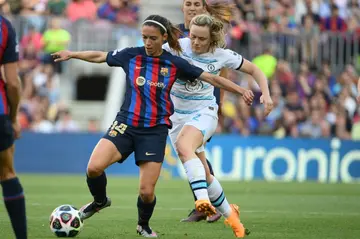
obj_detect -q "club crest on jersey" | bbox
[207,64,216,72]
[160,67,169,76]
[136,76,146,86]
[185,79,203,92]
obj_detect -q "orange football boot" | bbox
[224,204,251,238]
[195,199,217,217]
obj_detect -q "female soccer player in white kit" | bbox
[163,14,273,238]
[178,0,234,223]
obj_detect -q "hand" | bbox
[260,94,274,116]
[12,120,21,140]
[242,89,254,106]
[51,50,72,62]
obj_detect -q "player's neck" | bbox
[193,48,210,56]
[147,49,163,57]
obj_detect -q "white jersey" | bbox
[163,38,244,114]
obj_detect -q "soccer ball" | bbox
[49,204,84,237]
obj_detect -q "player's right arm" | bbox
[4,63,20,123]
[2,18,21,138]
[357,77,360,103]
[52,48,130,67]
[52,50,108,63]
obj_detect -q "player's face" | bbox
[189,24,211,54]
[142,25,167,56]
[182,0,206,24]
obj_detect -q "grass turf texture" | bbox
[0,175,359,239]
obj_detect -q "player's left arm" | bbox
[239,59,273,116]
[2,18,21,138]
[223,49,273,116]
[357,77,360,103]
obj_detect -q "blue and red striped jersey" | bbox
[178,22,221,104]
[0,16,19,116]
[106,47,204,128]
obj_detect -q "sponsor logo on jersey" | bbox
[136,76,146,86]
[136,76,166,89]
[147,81,166,89]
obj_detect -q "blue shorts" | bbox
[0,115,14,151]
[102,118,168,166]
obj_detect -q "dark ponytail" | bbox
[143,15,183,54]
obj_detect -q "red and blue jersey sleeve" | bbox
[172,56,204,82]
[106,47,132,67]
[1,17,18,64]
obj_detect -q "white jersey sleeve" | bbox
[222,49,244,70]
[162,42,172,54]
[162,38,191,55]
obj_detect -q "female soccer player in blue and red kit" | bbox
[52,14,253,238]
[0,16,27,239]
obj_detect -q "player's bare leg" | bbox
[80,139,121,220]
[0,145,27,239]
[136,161,162,238]
[175,125,216,217]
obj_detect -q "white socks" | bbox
[207,177,232,218]
[183,158,209,201]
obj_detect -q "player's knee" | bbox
[139,185,155,203]
[175,140,192,159]
[0,165,16,181]
[206,173,214,184]
[86,164,104,178]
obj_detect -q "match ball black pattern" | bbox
[59,205,72,211]
[55,231,67,237]
[68,230,79,237]
[52,218,62,230]
[71,217,81,228]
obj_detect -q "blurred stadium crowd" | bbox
[1,0,360,139]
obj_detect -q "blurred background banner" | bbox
[4,0,360,183]
[8,1,360,139]
[14,133,360,183]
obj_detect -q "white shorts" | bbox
[169,105,218,154]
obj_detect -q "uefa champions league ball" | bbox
[49,204,84,237]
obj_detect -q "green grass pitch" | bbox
[0,175,359,239]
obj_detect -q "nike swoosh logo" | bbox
[136,66,145,69]
[145,152,156,156]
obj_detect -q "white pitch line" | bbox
[1,202,359,217]
[26,203,360,216]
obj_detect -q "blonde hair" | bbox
[202,0,234,24]
[190,14,226,52]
